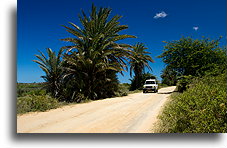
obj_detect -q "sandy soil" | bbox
[17,86,176,133]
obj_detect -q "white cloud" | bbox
[193,26,199,31]
[153,11,168,19]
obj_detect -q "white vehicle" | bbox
[143,79,158,93]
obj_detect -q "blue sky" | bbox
[17,0,226,83]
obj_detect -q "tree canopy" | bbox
[158,36,226,90]
[159,37,225,77]
[129,42,154,90]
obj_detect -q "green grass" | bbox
[156,73,227,133]
[17,83,63,114]
[17,95,60,114]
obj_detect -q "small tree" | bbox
[33,48,64,98]
[158,36,226,91]
[158,37,224,77]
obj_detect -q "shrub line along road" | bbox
[17,86,176,133]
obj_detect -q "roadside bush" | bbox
[157,73,227,133]
[114,83,129,97]
[176,75,194,92]
[114,83,143,97]
[17,95,59,114]
[17,83,46,97]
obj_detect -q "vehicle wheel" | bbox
[143,90,146,93]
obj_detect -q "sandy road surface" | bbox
[17,86,176,133]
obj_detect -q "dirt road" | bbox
[17,86,176,133]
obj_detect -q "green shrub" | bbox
[157,73,227,133]
[114,83,129,97]
[176,75,194,92]
[17,83,46,97]
[17,95,59,114]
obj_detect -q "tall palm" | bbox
[61,4,136,99]
[33,48,64,98]
[61,4,135,72]
[129,42,154,89]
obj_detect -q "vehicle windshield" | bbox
[145,81,155,84]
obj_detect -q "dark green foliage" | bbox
[160,66,177,86]
[159,37,225,77]
[159,37,226,91]
[58,77,87,102]
[17,83,46,97]
[157,73,227,133]
[176,75,194,92]
[114,83,129,97]
[60,4,136,100]
[130,73,156,90]
[31,4,140,103]
[17,95,59,114]
[96,70,120,99]
[129,43,154,90]
[33,48,64,98]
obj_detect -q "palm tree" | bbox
[33,48,64,98]
[129,42,154,90]
[61,4,136,100]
